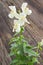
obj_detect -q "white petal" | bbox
[13,20,21,32]
[23,8,32,16]
[16,26,21,32]
[13,25,20,33]
[14,20,24,26]
[8,11,19,19]
[19,12,26,19]
[14,13,20,19]
[9,6,16,12]
[8,13,14,18]
[9,6,18,19]
[28,10,32,15]
[25,18,30,24]
[19,20,25,26]
[14,20,19,24]
[21,2,28,11]
[19,22,24,26]
[12,28,15,32]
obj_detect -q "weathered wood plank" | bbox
[0,15,12,52]
[0,38,11,65]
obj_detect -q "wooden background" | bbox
[0,0,43,65]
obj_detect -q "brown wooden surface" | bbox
[0,38,11,65]
[0,0,43,65]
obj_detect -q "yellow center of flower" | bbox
[20,16,25,20]
[24,8,28,13]
[11,10,16,14]
[14,23,18,29]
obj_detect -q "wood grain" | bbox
[0,0,43,65]
[0,38,11,65]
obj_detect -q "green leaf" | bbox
[32,57,39,63]
[24,48,39,57]
[9,35,21,44]
[9,52,15,56]
[10,59,18,65]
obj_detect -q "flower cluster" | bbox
[8,2,32,32]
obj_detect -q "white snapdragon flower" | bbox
[21,2,32,15]
[12,13,30,32]
[8,2,32,32]
[8,6,19,19]
[13,20,21,32]
[18,13,30,26]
